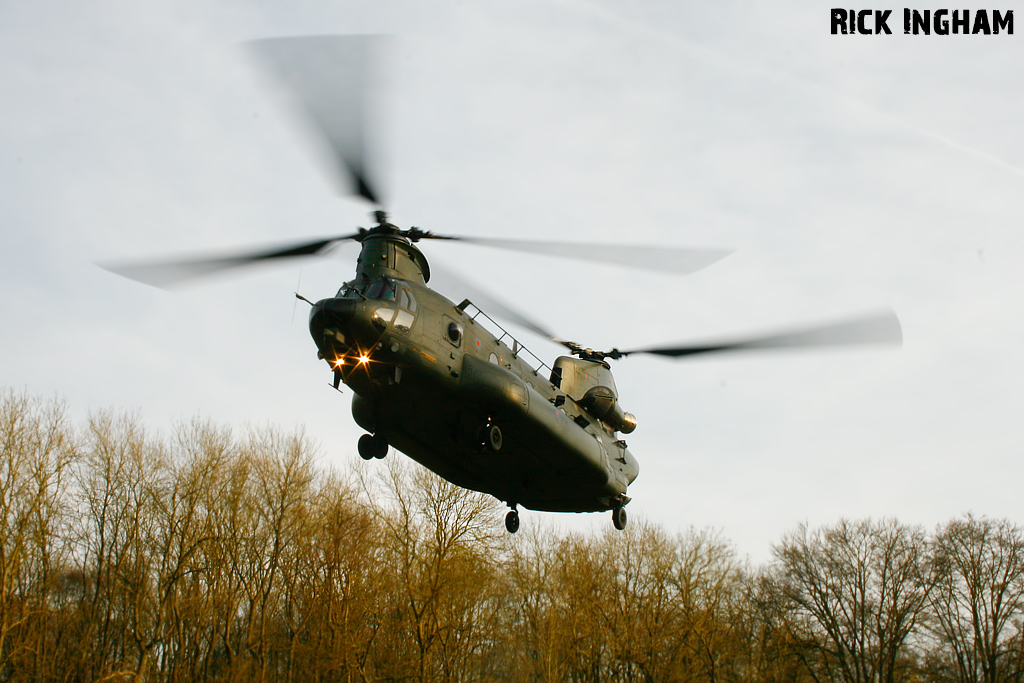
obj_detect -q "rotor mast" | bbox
[352,211,433,285]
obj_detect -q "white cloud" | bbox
[2,0,1022,559]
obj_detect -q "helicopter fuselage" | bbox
[308,232,639,514]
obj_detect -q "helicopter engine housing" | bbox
[551,356,637,434]
[578,386,638,434]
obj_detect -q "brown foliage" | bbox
[1,388,1023,683]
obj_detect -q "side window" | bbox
[444,318,462,347]
[398,286,417,312]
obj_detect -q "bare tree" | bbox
[0,390,75,680]
[17,387,1024,683]
[734,568,818,683]
[668,528,746,683]
[136,419,228,682]
[364,457,504,683]
[504,525,581,682]
[506,521,747,683]
[283,471,384,682]
[773,519,932,683]
[236,426,317,682]
[71,411,157,682]
[926,514,1024,683]
[545,531,615,683]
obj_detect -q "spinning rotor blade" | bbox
[248,35,389,205]
[99,233,360,289]
[428,260,557,340]
[432,237,732,276]
[613,310,902,359]
[248,36,729,277]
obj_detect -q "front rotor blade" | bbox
[248,35,388,205]
[434,237,731,276]
[99,234,359,289]
[619,310,902,359]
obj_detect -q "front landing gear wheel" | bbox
[612,505,628,531]
[358,433,388,460]
[505,509,520,534]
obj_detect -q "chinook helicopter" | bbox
[102,36,902,533]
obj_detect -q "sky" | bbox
[2,0,1022,562]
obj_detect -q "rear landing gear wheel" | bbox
[358,433,388,460]
[505,509,520,534]
[612,505,628,531]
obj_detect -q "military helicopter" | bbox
[102,36,902,533]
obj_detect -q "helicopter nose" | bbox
[309,298,357,350]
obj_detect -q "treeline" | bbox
[2,389,1024,683]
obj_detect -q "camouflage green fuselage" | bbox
[308,233,638,513]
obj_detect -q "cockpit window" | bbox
[365,279,397,301]
[336,278,403,301]
[337,285,361,299]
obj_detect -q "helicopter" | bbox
[102,36,902,534]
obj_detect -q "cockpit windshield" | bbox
[366,279,397,301]
[336,278,398,301]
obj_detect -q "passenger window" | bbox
[446,321,462,346]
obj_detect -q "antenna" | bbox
[291,270,304,324]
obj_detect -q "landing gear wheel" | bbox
[358,433,388,460]
[357,434,374,460]
[612,505,628,531]
[486,424,503,452]
[505,509,520,534]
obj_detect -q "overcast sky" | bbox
[2,0,1022,561]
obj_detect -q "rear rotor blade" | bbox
[99,233,360,289]
[615,310,902,359]
[247,35,389,205]
[432,236,731,276]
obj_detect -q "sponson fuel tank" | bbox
[459,354,638,500]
